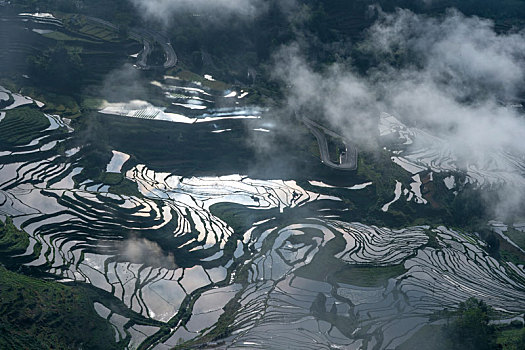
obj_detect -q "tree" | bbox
[510,327,525,350]
[27,43,84,92]
[485,233,500,259]
[443,298,497,350]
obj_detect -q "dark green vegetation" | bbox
[27,43,84,92]
[398,298,525,350]
[98,172,141,197]
[0,217,41,268]
[497,326,525,350]
[0,107,50,147]
[503,227,525,252]
[292,226,407,287]
[1,7,141,96]
[333,264,406,287]
[168,297,239,350]
[325,133,346,163]
[0,265,120,350]
[11,0,525,93]
[3,80,83,118]
[0,214,168,349]
[443,298,497,350]
[0,216,122,349]
[441,298,525,350]
[0,217,30,256]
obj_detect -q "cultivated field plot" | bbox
[1,85,525,350]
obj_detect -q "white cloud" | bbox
[274,9,525,217]
[366,9,525,160]
[366,9,525,101]
[128,0,268,23]
[273,44,381,149]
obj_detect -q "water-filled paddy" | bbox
[379,112,525,188]
[1,80,525,349]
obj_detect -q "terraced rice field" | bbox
[99,75,263,125]
[1,85,525,349]
[379,112,525,188]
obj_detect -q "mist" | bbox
[100,64,149,103]
[273,8,525,218]
[119,234,177,269]
[127,0,296,23]
[273,44,382,149]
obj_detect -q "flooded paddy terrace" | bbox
[1,83,525,349]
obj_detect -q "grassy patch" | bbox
[173,298,240,349]
[77,25,118,41]
[501,250,525,266]
[0,216,42,270]
[503,227,525,251]
[294,231,407,287]
[423,229,441,249]
[99,172,125,186]
[356,150,412,206]
[104,174,142,198]
[0,217,29,256]
[169,69,231,91]
[44,100,80,118]
[2,81,82,119]
[90,172,141,198]
[333,264,407,287]
[0,266,121,350]
[0,107,50,147]
[497,326,525,350]
[42,31,99,44]
[81,97,104,110]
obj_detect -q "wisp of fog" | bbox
[274,8,525,218]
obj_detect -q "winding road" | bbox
[13,12,178,71]
[302,115,357,170]
[82,16,178,70]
